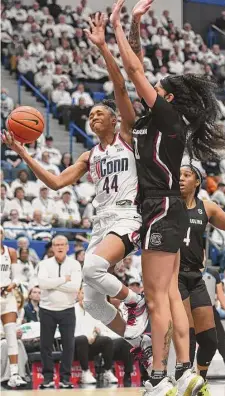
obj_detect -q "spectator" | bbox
[1,143,28,180]
[1,88,14,129]
[72,83,94,107]
[34,65,53,97]
[54,14,74,39]
[211,183,225,208]
[161,9,172,28]
[48,0,62,21]
[38,53,56,74]
[151,27,171,51]
[1,184,11,222]
[70,97,91,138]
[211,44,225,67]
[59,152,73,172]
[40,136,62,166]
[42,241,54,260]
[28,2,44,23]
[17,236,40,267]
[80,0,92,19]
[75,249,85,268]
[37,151,60,175]
[23,15,35,34]
[74,288,118,384]
[151,48,167,72]
[17,51,36,86]
[197,44,213,64]
[24,286,40,322]
[38,235,82,389]
[32,185,55,223]
[182,22,196,41]
[28,210,52,240]
[123,256,141,281]
[8,187,32,222]
[17,248,35,287]
[75,174,95,207]
[51,82,72,124]
[52,64,73,89]
[55,189,81,227]
[42,15,55,36]
[74,217,91,243]
[3,209,28,240]
[155,65,169,82]
[27,35,45,60]
[8,0,27,23]
[168,53,184,75]
[0,170,13,199]
[184,53,202,74]
[11,169,38,200]
[56,39,73,64]
[25,141,41,159]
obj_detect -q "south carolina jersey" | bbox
[89,133,138,209]
[180,199,208,270]
[1,245,12,287]
[133,95,186,199]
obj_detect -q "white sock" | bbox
[123,289,141,305]
[10,364,18,376]
[125,335,142,347]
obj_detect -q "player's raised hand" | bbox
[110,0,125,28]
[84,12,107,48]
[1,129,25,156]
[132,0,154,20]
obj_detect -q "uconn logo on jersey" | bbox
[97,157,129,178]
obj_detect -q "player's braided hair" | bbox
[160,74,225,162]
[93,99,117,118]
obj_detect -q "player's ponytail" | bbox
[161,74,225,162]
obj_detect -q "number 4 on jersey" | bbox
[184,227,191,247]
[103,175,118,194]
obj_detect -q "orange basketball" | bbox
[7,106,45,144]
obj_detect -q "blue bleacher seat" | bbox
[93,92,106,102]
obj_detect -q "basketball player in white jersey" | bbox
[1,14,151,358]
[0,226,27,387]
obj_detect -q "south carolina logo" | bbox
[150,233,162,246]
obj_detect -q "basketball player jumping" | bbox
[0,226,27,388]
[110,0,225,394]
[179,165,225,395]
[1,14,150,354]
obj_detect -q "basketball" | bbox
[6,106,45,144]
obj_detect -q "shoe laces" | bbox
[131,344,152,369]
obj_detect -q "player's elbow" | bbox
[126,65,142,79]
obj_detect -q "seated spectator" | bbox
[28,2,44,23]
[182,22,196,41]
[72,83,94,107]
[32,185,55,222]
[42,15,55,36]
[11,169,38,201]
[75,174,95,208]
[74,289,118,384]
[27,35,45,60]
[7,187,32,222]
[48,0,62,20]
[1,12,13,55]
[1,88,14,129]
[74,217,91,243]
[1,184,11,222]
[197,44,213,64]
[155,65,169,82]
[56,39,73,64]
[22,15,35,34]
[184,53,202,74]
[88,57,109,81]
[58,53,71,74]
[24,286,40,322]
[43,37,56,59]
[17,51,37,86]
[28,210,52,240]
[168,53,184,75]
[37,151,60,175]
[71,53,88,80]
[1,143,28,180]
[70,97,91,139]
[75,248,85,268]
[0,170,13,199]
[52,64,73,90]
[41,241,54,260]
[25,141,41,159]
[17,248,35,288]
[151,48,167,73]
[59,152,73,172]
[39,136,62,166]
[3,209,28,240]
[55,189,81,227]
[151,27,171,51]
[211,183,225,208]
[7,0,27,23]
[7,34,24,74]
[17,236,40,267]
[37,54,56,74]
[54,14,74,38]
[34,65,53,98]
[210,44,225,67]
[51,82,72,123]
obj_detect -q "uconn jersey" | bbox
[89,134,138,210]
[1,245,12,287]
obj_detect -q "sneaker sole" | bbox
[167,387,178,396]
[183,377,204,396]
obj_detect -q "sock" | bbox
[149,370,167,387]
[10,364,18,376]
[123,289,141,305]
[126,335,142,347]
[175,362,191,380]
[199,370,207,381]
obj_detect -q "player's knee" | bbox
[83,298,117,325]
[83,253,109,284]
[196,328,218,365]
[3,322,18,356]
[145,289,169,315]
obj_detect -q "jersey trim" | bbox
[144,196,169,249]
[118,134,133,153]
[98,134,117,152]
[153,131,173,189]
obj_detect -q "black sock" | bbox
[199,370,207,381]
[149,370,167,387]
[175,362,191,380]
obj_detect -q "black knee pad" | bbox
[196,328,218,366]
[189,328,196,366]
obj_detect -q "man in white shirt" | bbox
[184,54,202,74]
[27,35,45,60]
[3,209,28,240]
[55,190,81,227]
[72,83,94,107]
[37,151,60,176]
[54,15,74,38]
[40,136,62,166]
[8,0,27,23]
[34,66,53,97]
[51,82,72,110]
[8,187,33,222]
[11,169,38,200]
[28,2,44,23]
[38,235,82,389]
[32,185,55,222]
[168,53,184,75]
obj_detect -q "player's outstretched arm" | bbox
[1,130,89,190]
[111,0,157,109]
[84,12,135,144]
[204,200,225,230]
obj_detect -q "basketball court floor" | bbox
[1,382,225,396]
